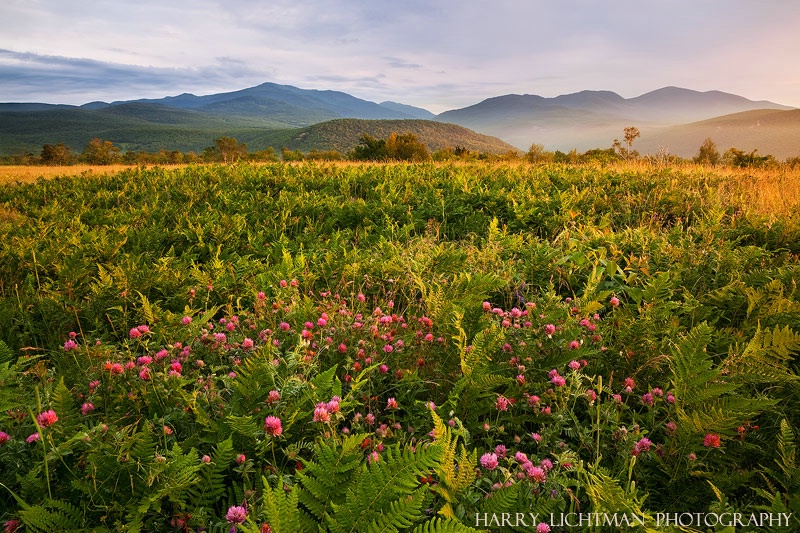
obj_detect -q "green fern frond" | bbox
[776,419,798,492]
[411,517,479,533]
[18,498,83,532]
[297,433,368,522]
[189,437,235,512]
[0,338,13,365]
[260,478,303,533]
[722,324,800,384]
[327,443,443,533]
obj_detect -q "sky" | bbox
[1,0,799,113]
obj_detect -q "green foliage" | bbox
[1,161,799,530]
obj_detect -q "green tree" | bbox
[694,138,720,165]
[526,143,554,164]
[80,138,120,165]
[613,126,640,160]
[722,148,776,168]
[214,136,248,163]
[385,132,430,161]
[40,143,74,165]
[351,134,388,161]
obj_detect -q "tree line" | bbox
[5,130,799,168]
[525,127,800,169]
[2,133,520,166]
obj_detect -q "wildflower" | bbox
[641,393,654,406]
[313,405,331,423]
[129,328,142,339]
[181,315,192,325]
[327,396,341,413]
[495,444,507,458]
[108,362,124,375]
[568,360,580,370]
[264,416,283,436]
[544,324,556,337]
[540,458,553,471]
[568,340,580,350]
[632,437,653,456]
[531,432,542,442]
[386,397,399,410]
[267,390,280,404]
[279,321,291,331]
[703,433,721,448]
[236,454,246,464]
[623,377,635,393]
[163,425,173,435]
[365,413,376,426]
[368,451,380,464]
[480,452,499,470]
[527,465,547,483]
[81,402,95,415]
[63,339,78,351]
[137,355,152,365]
[26,432,40,443]
[495,396,509,411]
[4,519,22,533]
[139,368,151,380]
[36,410,58,428]
[0,431,9,445]
[551,375,566,387]
[585,389,597,402]
[225,505,247,524]
[610,296,620,307]
[665,421,677,436]
[537,523,551,533]
[652,387,663,397]
[241,337,255,350]
[666,392,676,404]
[612,394,623,404]
[202,455,211,463]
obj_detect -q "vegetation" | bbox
[0,161,799,531]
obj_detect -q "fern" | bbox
[430,411,476,520]
[188,437,236,515]
[17,498,83,532]
[326,443,443,533]
[670,323,736,404]
[0,338,13,365]
[411,517,479,533]
[296,433,367,523]
[581,463,659,532]
[722,324,800,384]
[259,478,303,533]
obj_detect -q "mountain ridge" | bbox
[1,82,797,158]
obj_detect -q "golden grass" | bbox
[0,164,143,185]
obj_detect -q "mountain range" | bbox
[1,82,797,158]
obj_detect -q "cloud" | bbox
[0,1,798,110]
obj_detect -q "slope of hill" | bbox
[251,119,518,154]
[436,87,794,152]
[639,109,800,159]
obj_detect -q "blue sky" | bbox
[1,0,799,112]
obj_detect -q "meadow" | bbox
[0,161,798,532]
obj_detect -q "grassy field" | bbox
[0,161,798,531]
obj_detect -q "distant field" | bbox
[0,164,188,184]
